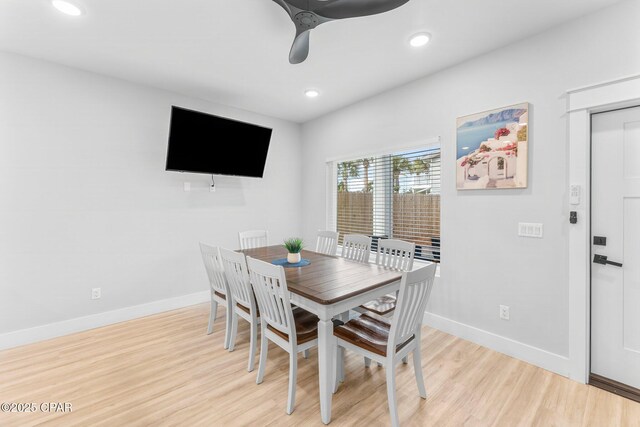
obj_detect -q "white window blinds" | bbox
[330,147,441,262]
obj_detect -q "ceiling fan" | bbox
[272,0,410,64]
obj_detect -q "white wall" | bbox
[0,52,302,336]
[301,0,640,369]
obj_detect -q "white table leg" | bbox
[318,317,334,424]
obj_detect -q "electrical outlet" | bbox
[91,288,101,300]
[499,305,510,320]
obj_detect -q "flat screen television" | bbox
[165,106,272,178]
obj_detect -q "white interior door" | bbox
[591,106,640,390]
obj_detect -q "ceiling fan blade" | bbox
[272,0,294,17]
[280,0,340,12]
[289,29,310,64]
[275,0,405,63]
[315,0,410,20]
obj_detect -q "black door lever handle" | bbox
[593,254,623,267]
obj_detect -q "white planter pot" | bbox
[287,253,301,263]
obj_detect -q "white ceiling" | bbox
[0,0,622,123]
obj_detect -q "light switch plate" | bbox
[518,222,543,238]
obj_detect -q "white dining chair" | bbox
[358,238,415,366]
[360,238,415,316]
[238,230,268,250]
[246,256,319,415]
[334,263,437,427]
[219,248,261,372]
[336,234,372,326]
[341,234,372,263]
[316,230,339,256]
[199,243,232,349]
[376,238,415,271]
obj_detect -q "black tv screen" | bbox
[165,106,272,178]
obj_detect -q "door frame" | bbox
[567,74,640,383]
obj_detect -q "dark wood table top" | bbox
[240,245,402,305]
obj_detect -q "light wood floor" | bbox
[1,304,639,427]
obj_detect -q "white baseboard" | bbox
[0,291,210,351]
[423,312,570,377]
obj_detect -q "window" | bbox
[329,146,441,262]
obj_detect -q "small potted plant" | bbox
[284,238,304,264]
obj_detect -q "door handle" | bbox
[593,254,623,267]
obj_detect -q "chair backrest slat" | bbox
[238,230,268,250]
[376,239,415,271]
[316,230,339,256]
[199,243,228,295]
[247,257,296,343]
[341,234,372,264]
[388,264,437,353]
[219,248,255,311]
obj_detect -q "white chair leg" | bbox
[248,318,258,372]
[207,299,218,335]
[228,311,238,351]
[413,350,427,399]
[377,362,383,367]
[402,356,408,364]
[338,347,345,383]
[334,346,345,393]
[333,346,340,394]
[223,304,231,349]
[286,350,298,414]
[364,357,371,368]
[386,363,400,427]
[256,325,268,384]
[303,349,310,359]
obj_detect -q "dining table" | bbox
[239,245,403,424]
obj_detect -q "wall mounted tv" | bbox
[165,106,272,178]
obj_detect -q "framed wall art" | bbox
[456,102,529,190]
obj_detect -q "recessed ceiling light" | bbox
[304,89,320,98]
[52,0,83,16]
[409,32,431,48]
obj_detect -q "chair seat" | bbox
[334,313,413,356]
[267,307,319,344]
[360,294,397,316]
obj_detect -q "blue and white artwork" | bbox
[456,103,529,190]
